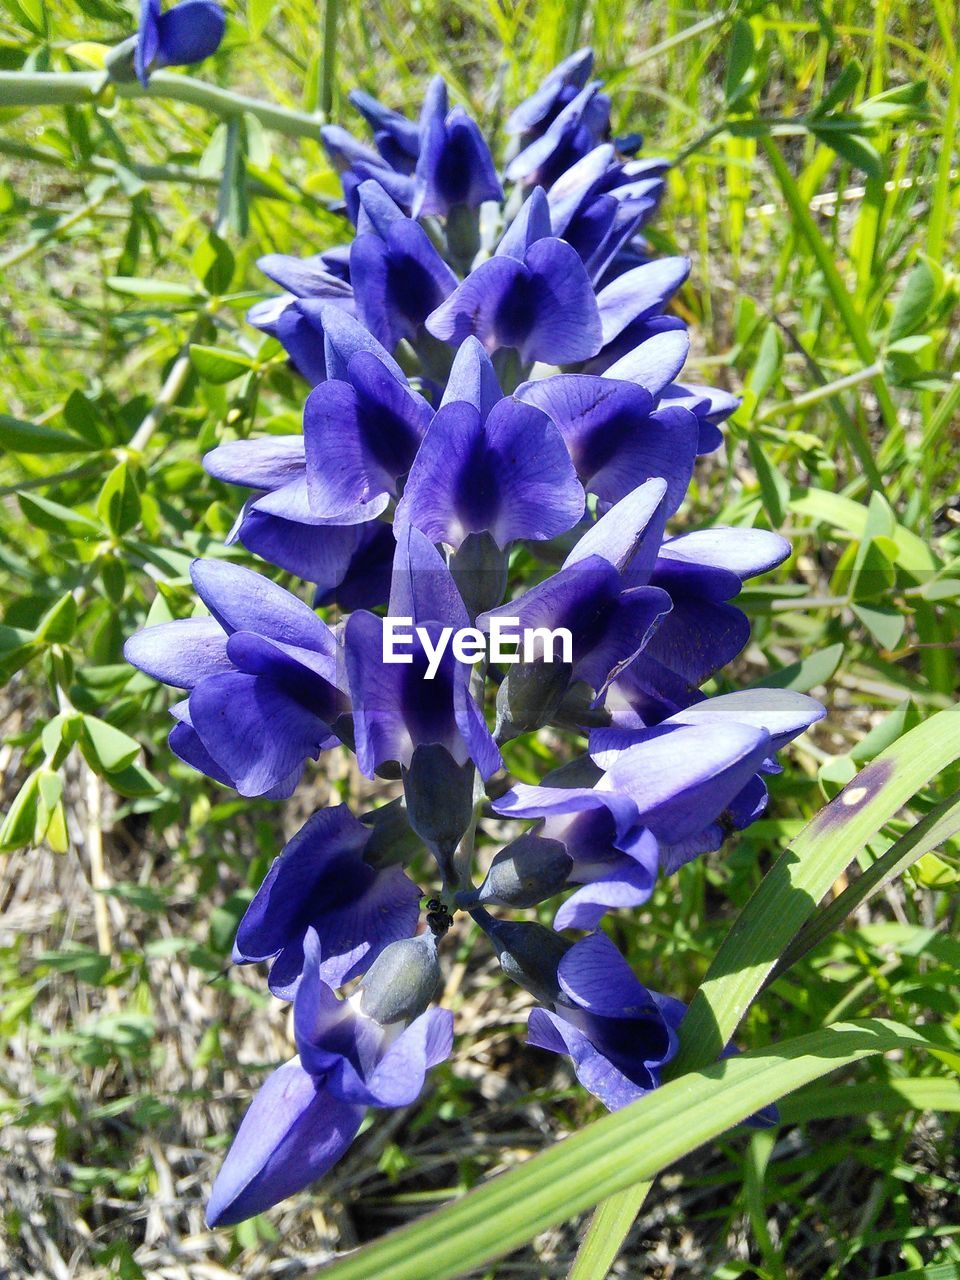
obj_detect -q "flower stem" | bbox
[0,69,325,140]
[319,0,339,121]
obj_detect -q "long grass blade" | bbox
[316,1020,934,1280]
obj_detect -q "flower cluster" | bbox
[125,51,824,1226]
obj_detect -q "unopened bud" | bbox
[360,797,421,867]
[359,933,441,1026]
[495,659,572,742]
[460,835,571,909]
[402,744,476,865]
[471,909,570,1005]
[450,532,509,617]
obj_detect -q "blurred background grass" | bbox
[1,1,958,1277]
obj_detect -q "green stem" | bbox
[761,136,895,487]
[0,70,324,140]
[0,179,117,271]
[757,360,884,423]
[0,137,335,207]
[319,0,339,121]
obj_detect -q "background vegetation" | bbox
[0,1,958,1277]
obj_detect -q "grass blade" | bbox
[768,787,960,983]
[568,1182,652,1280]
[760,136,897,479]
[667,704,960,1077]
[317,1020,934,1280]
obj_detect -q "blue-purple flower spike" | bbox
[123,48,825,1227]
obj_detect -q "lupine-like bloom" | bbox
[206,929,453,1226]
[124,560,347,797]
[134,0,225,86]
[232,804,422,998]
[125,51,826,1225]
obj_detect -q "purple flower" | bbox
[203,433,390,601]
[413,77,503,217]
[479,480,673,697]
[528,932,681,1110]
[345,527,502,780]
[516,372,699,514]
[135,0,225,86]
[124,560,347,797]
[506,83,611,189]
[496,689,825,909]
[426,189,602,364]
[348,89,420,173]
[506,49,596,141]
[246,249,354,338]
[350,181,458,351]
[320,124,417,212]
[206,929,453,1227]
[233,804,422,998]
[303,351,434,518]
[394,387,584,551]
[548,145,667,281]
[544,810,659,931]
[614,527,794,703]
[590,257,691,370]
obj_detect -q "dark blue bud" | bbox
[402,743,477,863]
[460,835,572,909]
[359,932,441,1025]
[450,531,509,617]
[471,908,571,1004]
[495,659,573,742]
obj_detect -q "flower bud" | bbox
[471,909,570,1005]
[402,743,476,864]
[495,659,572,742]
[359,933,441,1026]
[460,835,571,909]
[360,797,422,867]
[450,532,509,617]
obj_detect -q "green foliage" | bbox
[0,1,958,1278]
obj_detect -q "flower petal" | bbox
[205,1059,363,1227]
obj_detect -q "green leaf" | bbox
[851,601,905,649]
[316,1020,933,1280]
[871,1264,960,1280]
[810,126,882,179]
[771,787,960,979]
[723,18,756,106]
[78,715,141,773]
[569,1183,652,1280]
[0,413,89,454]
[35,944,109,984]
[247,0,276,37]
[749,643,843,693]
[18,491,101,537]
[190,344,256,384]
[889,260,938,343]
[104,761,163,798]
[36,592,78,643]
[667,704,960,1076]
[63,389,109,447]
[778,1077,960,1124]
[96,461,141,538]
[0,770,41,851]
[192,230,235,295]
[106,277,200,304]
[812,60,862,117]
[747,438,788,525]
